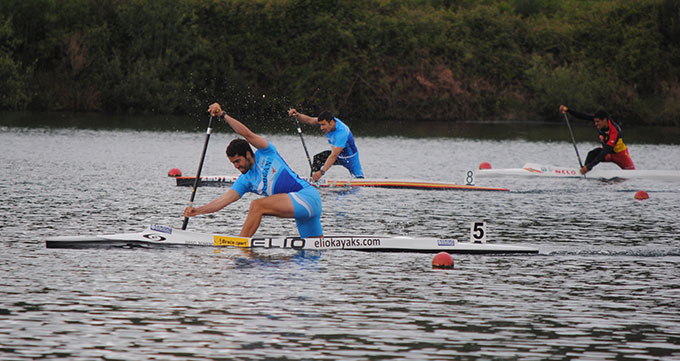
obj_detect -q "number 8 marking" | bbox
[465,170,475,185]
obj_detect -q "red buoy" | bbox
[168,168,182,177]
[432,252,454,269]
[479,162,492,169]
[634,190,649,200]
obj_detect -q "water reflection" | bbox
[213,248,322,269]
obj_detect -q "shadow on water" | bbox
[2,111,679,144]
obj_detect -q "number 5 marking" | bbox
[470,222,486,243]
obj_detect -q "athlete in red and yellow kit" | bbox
[560,105,635,175]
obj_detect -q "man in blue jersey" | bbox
[183,103,323,238]
[289,109,364,181]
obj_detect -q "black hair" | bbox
[317,111,334,123]
[593,110,609,120]
[226,138,253,158]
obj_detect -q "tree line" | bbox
[1,0,679,125]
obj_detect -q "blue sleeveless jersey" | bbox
[326,118,358,158]
[231,142,311,197]
[326,118,364,177]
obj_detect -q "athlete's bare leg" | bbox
[239,193,296,237]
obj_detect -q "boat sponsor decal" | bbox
[524,164,577,176]
[552,168,577,175]
[251,237,306,249]
[150,224,173,234]
[306,177,328,186]
[314,237,381,249]
[213,236,250,247]
[437,239,456,247]
[205,176,236,182]
[143,234,166,242]
[523,167,544,174]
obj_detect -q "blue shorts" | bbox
[337,154,364,178]
[288,186,323,238]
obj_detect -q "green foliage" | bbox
[1,0,679,124]
[526,56,628,119]
[0,14,32,109]
[0,52,32,109]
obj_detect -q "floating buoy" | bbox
[479,162,492,169]
[432,251,454,269]
[168,168,182,177]
[634,190,649,200]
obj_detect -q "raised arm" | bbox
[560,105,594,121]
[288,108,318,126]
[208,103,269,149]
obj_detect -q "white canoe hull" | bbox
[475,163,680,181]
[44,225,538,254]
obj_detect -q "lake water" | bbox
[1,114,679,360]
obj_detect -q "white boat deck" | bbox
[45,225,539,254]
[474,163,680,181]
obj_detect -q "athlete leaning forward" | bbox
[288,109,364,182]
[183,103,323,238]
[560,105,635,175]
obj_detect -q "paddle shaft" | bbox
[563,113,584,169]
[182,115,214,230]
[295,118,314,176]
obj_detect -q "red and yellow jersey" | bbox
[599,119,627,153]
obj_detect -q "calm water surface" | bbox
[1,116,679,360]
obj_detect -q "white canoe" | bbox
[44,225,538,254]
[175,176,509,192]
[474,163,680,181]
